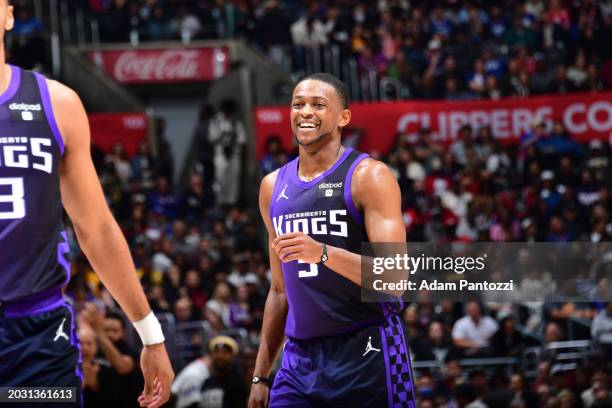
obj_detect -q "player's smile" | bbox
[295,119,321,138]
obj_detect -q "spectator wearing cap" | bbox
[539,170,562,214]
[200,335,246,408]
[452,302,498,357]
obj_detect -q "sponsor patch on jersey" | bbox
[317,181,343,198]
[8,102,44,122]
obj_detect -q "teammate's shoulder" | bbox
[44,77,81,107]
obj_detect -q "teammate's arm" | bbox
[273,158,405,288]
[48,79,173,408]
[249,170,288,408]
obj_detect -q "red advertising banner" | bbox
[88,113,148,156]
[254,92,612,159]
[88,47,230,84]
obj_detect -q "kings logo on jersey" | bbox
[272,209,348,237]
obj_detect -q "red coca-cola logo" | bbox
[113,50,201,82]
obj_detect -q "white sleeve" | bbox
[452,319,467,340]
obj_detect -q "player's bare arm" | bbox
[249,169,289,408]
[273,157,405,287]
[48,78,174,408]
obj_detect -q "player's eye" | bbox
[292,103,303,109]
[316,103,326,109]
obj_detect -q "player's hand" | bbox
[138,343,174,408]
[272,231,323,264]
[248,383,269,408]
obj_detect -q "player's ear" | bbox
[338,109,351,128]
[5,4,14,31]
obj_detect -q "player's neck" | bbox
[297,141,344,182]
[0,61,11,96]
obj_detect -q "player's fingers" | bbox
[146,395,163,408]
[277,245,302,260]
[273,232,300,246]
[138,395,152,407]
[274,238,303,252]
[146,387,166,408]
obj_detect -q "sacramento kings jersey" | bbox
[0,65,70,302]
[270,147,399,339]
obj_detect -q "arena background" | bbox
[5,0,612,407]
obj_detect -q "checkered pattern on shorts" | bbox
[381,314,416,408]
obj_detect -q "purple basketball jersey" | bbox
[270,148,397,339]
[0,65,70,301]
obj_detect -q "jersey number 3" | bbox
[298,259,319,278]
[0,178,26,220]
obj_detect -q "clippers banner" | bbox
[254,92,612,159]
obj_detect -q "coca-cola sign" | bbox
[88,47,230,84]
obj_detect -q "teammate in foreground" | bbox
[249,72,416,407]
[0,1,173,406]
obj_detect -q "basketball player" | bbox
[0,2,173,407]
[249,73,416,407]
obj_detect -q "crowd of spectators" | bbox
[85,0,612,100]
[54,1,612,406]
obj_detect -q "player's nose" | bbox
[300,103,314,117]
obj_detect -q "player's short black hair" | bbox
[105,310,126,328]
[297,73,349,109]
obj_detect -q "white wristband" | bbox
[133,312,165,345]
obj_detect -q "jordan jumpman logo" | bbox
[363,336,381,356]
[54,318,69,342]
[276,184,289,202]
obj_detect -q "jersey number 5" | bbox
[0,178,26,220]
[298,259,318,278]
